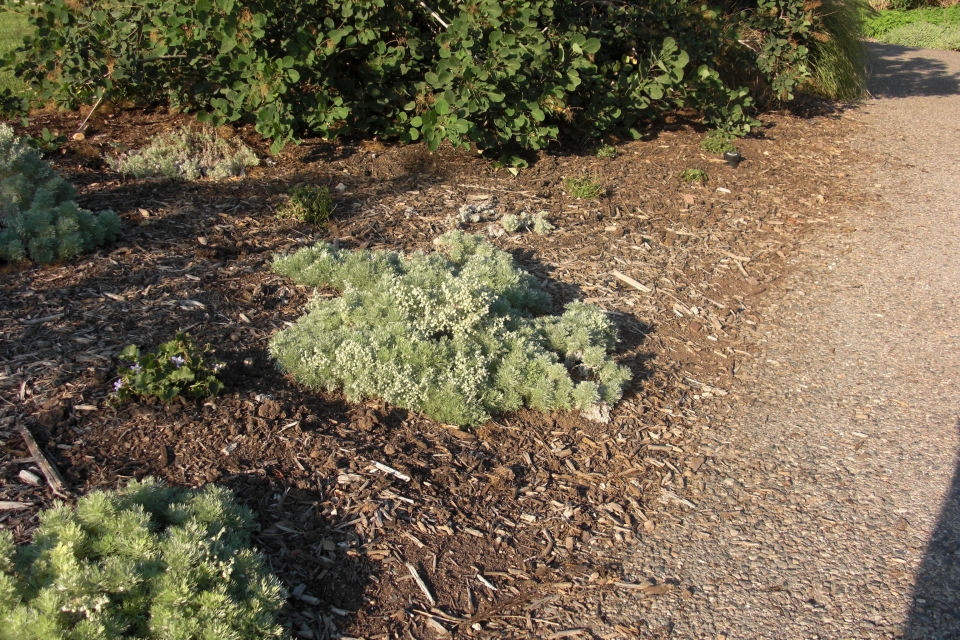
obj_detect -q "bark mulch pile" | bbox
[0,104,870,639]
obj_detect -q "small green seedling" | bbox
[115,331,223,402]
[565,176,605,199]
[700,131,736,155]
[278,184,334,225]
[595,144,617,159]
[28,128,67,154]
[680,168,709,184]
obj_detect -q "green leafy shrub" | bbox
[701,131,737,154]
[277,185,333,225]
[680,168,709,183]
[565,176,605,200]
[116,331,224,402]
[0,478,286,639]
[595,144,617,159]
[3,0,857,160]
[0,123,120,264]
[269,231,631,426]
[501,211,554,235]
[107,127,259,181]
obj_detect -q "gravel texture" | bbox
[595,43,960,639]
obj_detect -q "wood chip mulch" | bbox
[0,103,871,638]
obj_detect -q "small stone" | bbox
[71,132,85,141]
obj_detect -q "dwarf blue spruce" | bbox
[0,479,286,639]
[270,231,631,426]
[0,124,119,264]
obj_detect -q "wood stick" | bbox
[17,425,70,497]
[611,270,652,293]
[0,501,31,510]
[406,562,436,606]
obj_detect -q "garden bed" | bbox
[0,104,868,638]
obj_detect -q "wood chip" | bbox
[371,460,411,482]
[611,270,652,293]
[405,562,436,606]
[0,501,31,510]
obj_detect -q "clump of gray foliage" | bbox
[270,231,631,426]
[0,124,120,264]
[108,126,259,180]
[501,211,555,235]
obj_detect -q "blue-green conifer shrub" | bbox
[270,232,632,426]
[0,479,287,639]
[0,124,120,264]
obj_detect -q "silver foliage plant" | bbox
[0,124,119,264]
[270,231,632,426]
[108,126,259,181]
[0,478,286,639]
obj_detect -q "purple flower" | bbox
[171,356,186,368]
[113,379,124,392]
[131,363,141,373]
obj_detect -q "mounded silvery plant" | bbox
[0,124,119,264]
[269,231,631,426]
[0,478,286,639]
[108,126,259,181]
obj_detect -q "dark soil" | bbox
[0,104,868,638]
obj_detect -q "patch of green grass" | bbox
[595,144,617,159]
[700,131,736,155]
[680,168,709,183]
[865,5,960,38]
[278,184,334,225]
[564,176,605,199]
[0,8,32,97]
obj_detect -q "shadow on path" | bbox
[866,42,960,98]
[904,418,960,638]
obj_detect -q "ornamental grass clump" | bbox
[0,478,286,639]
[277,185,333,225]
[270,231,631,426]
[0,124,119,264]
[108,126,259,181]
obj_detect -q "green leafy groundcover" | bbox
[1,0,861,161]
[0,479,286,639]
[270,232,632,426]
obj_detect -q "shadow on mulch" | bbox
[904,417,960,638]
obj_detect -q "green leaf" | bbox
[434,98,449,115]
[120,345,140,360]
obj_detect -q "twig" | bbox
[77,95,103,134]
[406,562,436,606]
[18,425,69,497]
[418,0,449,28]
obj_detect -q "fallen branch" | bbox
[18,425,70,498]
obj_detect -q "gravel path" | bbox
[596,43,960,639]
